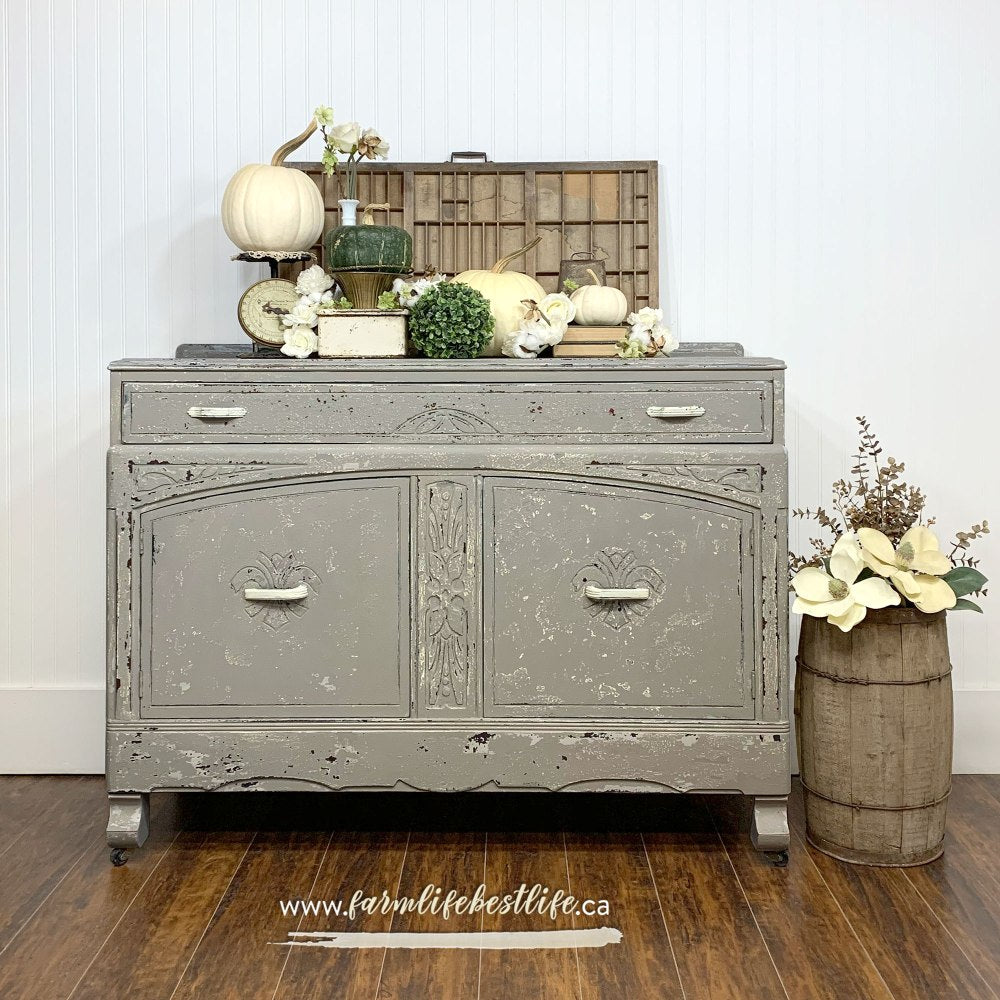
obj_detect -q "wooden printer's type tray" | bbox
[288,159,659,314]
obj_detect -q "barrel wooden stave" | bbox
[796,609,952,866]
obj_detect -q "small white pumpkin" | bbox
[453,237,545,356]
[570,268,629,326]
[222,122,325,252]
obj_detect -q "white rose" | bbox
[295,264,334,298]
[281,300,320,328]
[328,121,360,153]
[627,306,664,331]
[538,292,576,328]
[280,326,318,359]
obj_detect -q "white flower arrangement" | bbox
[791,526,964,631]
[271,264,340,359]
[789,418,989,631]
[617,306,678,359]
[313,106,390,200]
[500,293,575,359]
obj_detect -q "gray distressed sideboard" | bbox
[106,343,790,863]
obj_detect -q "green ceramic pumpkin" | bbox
[324,202,412,273]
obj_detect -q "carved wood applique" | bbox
[624,464,762,493]
[230,552,322,632]
[132,464,301,500]
[393,408,498,434]
[418,479,476,711]
[572,547,665,631]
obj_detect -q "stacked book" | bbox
[551,325,629,358]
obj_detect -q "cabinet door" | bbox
[484,478,756,718]
[139,479,409,718]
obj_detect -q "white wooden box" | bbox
[317,309,408,358]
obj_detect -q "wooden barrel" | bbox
[795,608,952,866]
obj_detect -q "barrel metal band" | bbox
[799,779,952,812]
[795,656,953,687]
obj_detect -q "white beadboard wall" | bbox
[1,0,997,772]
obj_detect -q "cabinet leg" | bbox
[107,793,149,855]
[751,795,789,863]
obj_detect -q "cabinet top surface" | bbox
[110,342,786,373]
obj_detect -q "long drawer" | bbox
[121,380,774,443]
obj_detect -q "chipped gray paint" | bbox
[105,344,789,854]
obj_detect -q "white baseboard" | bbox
[0,685,105,774]
[0,686,997,775]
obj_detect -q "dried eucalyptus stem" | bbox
[790,416,990,576]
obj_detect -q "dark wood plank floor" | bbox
[1,777,999,999]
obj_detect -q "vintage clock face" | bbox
[237,278,300,347]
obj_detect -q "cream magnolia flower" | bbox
[280,326,318,359]
[327,121,360,153]
[537,292,576,328]
[858,526,956,613]
[281,300,320,328]
[859,525,952,577]
[357,128,389,160]
[791,534,900,631]
[295,265,335,299]
[627,306,663,331]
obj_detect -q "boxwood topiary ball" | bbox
[408,282,496,359]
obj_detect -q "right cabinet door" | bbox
[484,477,757,719]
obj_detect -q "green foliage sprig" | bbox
[407,282,495,359]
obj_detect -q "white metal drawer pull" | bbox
[243,583,309,602]
[584,585,650,601]
[187,406,248,420]
[646,405,706,419]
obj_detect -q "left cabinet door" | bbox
[138,478,410,719]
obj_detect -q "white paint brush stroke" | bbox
[271,927,622,950]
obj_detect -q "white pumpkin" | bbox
[453,237,545,356]
[569,268,629,326]
[222,122,325,252]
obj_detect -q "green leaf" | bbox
[953,598,984,613]
[942,566,988,598]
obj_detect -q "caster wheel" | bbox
[764,850,789,868]
[110,848,129,867]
